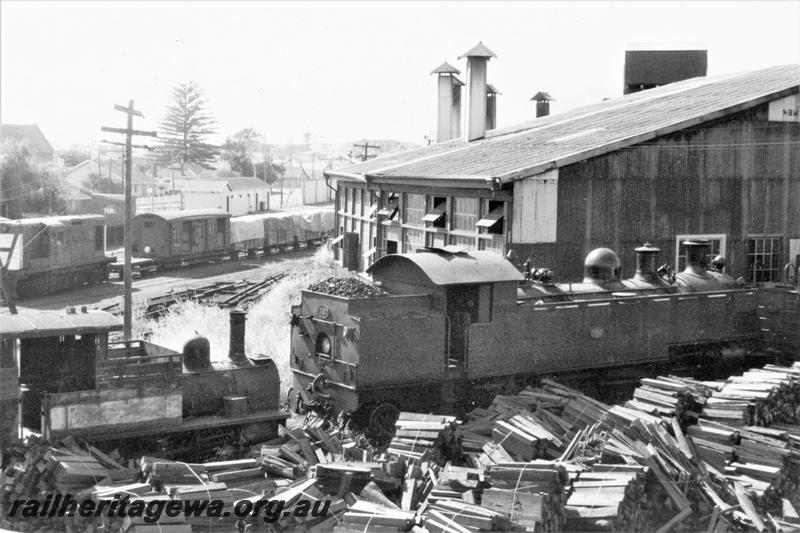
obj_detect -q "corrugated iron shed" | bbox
[327,64,800,186]
[0,309,122,339]
[367,250,523,286]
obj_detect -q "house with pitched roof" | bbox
[326,56,800,283]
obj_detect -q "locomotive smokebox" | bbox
[683,240,711,275]
[183,335,212,371]
[633,243,660,281]
[229,309,248,364]
[583,248,622,283]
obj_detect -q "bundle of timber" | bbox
[308,277,388,298]
[564,465,647,532]
[387,412,460,465]
[484,461,568,531]
[702,363,800,427]
[627,375,711,425]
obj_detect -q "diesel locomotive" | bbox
[0,215,113,299]
[289,240,799,422]
[0,307,287,458]
[0,208,334,298]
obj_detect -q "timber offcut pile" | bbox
[4,362,800,532]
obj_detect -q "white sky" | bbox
[2,1,799,150]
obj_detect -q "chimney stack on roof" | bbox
[459,42,496,142]
[431,62,463,142]
[486,84,500,131]
[531,91,554,118]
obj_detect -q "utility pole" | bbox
[101,100,157,341]
[352,140,381,162]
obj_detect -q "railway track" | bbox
[101,274,287,319]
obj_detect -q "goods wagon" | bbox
[0,215,112,298]
[131,208,232,268]
[229,209,335,257]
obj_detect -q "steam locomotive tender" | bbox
[290,240,787,420]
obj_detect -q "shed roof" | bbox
[0,309,121,339]
[327,64,800,187]
[135,208,230,222]
[367,250,523,286]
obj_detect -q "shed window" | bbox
[217,218,226,233]
[143,221,154,228]
[477,200,505,235]
[675,234,726,272]
[377,194,400,221]
[423,197,447,227]
[746,236,782,282]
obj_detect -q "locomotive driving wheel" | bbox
[367,402,399,445]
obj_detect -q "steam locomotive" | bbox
[289,240,799,424]
[0,208,333,298]
[0,307,287,458]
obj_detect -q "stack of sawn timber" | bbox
[387,412,460,466]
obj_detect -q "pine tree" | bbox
[158,81,218,172]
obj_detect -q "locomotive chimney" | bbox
[634,243,660,281]
[682,239,711,275]
[228,309,248,364]
[431,62,463,142]
[531,91,554,118]
[459,41,496,141]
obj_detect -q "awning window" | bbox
[376,195,400,219]
[476,207,505,229]
[422,205,447,223]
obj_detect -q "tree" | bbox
[82,172,122,194]
[157,81,218,172]
[0,147,65,218]
[61,149,91,167]
[221,128,264,177]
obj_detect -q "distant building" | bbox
[176,177,270,216]
[0,124,55,163]
[64,158,162,197]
